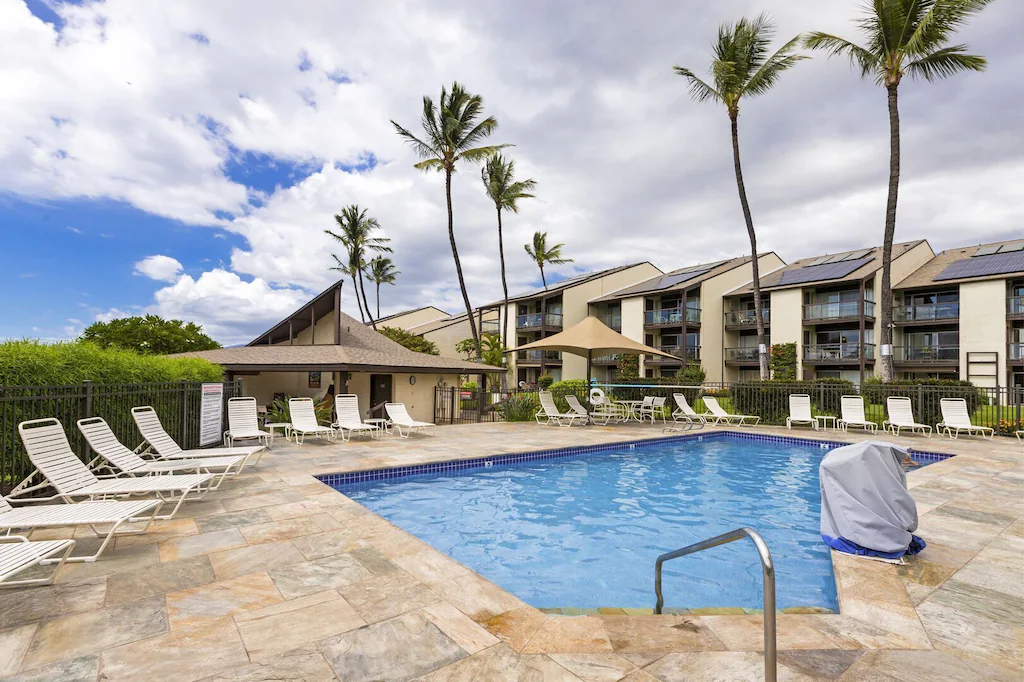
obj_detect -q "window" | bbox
[645,368,655,378]
[906,331,959,347]
[685,332,700,348]
[815,329,860,345]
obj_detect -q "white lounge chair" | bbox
[588,388,624,424]
[1,536,75,588]
[936,398,994,440]
[79,417,248,490]
[786,394,816,430]
[332,394,381,441]
[536,392,587,427]
[1017,430,1023,443]
[703,396,760,426]
[385,403,436,437]
[638,396,667,424]
[838,396,878,434]
[564,394,594,424]
[883,397,932,437]
[18,418,214,519]
[224,397,272,448]
[1,495,160,564]
[132,406,265,463]
[670,394,707,427]
[288,397,337,444]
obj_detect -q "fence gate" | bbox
[433,386,501,425]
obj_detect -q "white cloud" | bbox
[133,255,184,282]
[95,307,134,323]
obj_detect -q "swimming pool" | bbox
[323,433,945,612]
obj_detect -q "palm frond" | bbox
[743,34,809,98]
[905,0,995,57]
[390,121,439,161]
[672,67,724,104]
[458,144,510,165]
[803,32,880,79]
[413,158,446,172]
[904,44,987,79]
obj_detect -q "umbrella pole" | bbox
[587,350,592,386]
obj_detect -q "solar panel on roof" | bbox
[821,254,845,264]
[841,249,872,261]
[997,241,1024,253]
[972,245,1001,257]
[934,251,1024,281]
[776,257,872,287]
[805,256,834,267]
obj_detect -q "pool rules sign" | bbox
[199,383,224,446]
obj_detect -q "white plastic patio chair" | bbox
[1,536,75,588]
[936,398,994,440]
[132,406,265,463]
[703,396,760,426]
[332,394,381,441]
[883,397,932,437]
[838,396,877,433]
[225,397,272,448]
[288,397,336,445]
[638,396,667,424]
[786,394,816,430]
[18,418,214,519]
[536,392,587,427]
[670,394,707,427]
[385,403,436,438]
[79,417,248,490]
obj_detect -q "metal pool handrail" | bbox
[654,527,777,682]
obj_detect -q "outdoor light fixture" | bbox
[758,344,768,354]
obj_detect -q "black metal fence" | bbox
[1,380,242,493]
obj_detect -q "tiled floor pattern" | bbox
[0,422,1020,681]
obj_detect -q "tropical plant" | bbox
[769,342,798,381]
[325,205,392,328]
[391,82,507,357]
[498,393,539,422]
[523,232,573,289]
[81,315,221,355]
[454,338,477,360]
[537,373,554,390]
[265,395,333,426]
[674,364,707,385]
[481,153,537,338]
[366,256,400,320]
[377,326,439,355]
[328,254,364,321]
[804,0,992,379]
[674,14,806,380]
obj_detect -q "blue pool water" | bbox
[328,434,930,611]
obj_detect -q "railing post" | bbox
[179,379,189,447]
[450,387,456,425]
[81,380,93,460]
[917,384,924,425]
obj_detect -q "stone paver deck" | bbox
[0,422,1020,681]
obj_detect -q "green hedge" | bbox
[861,378,983,428]
[731,379,855,424]
[548,379,589,412]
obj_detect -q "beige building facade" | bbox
[373,306,450,331]
[406,310,501,360]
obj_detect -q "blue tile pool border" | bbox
[315,430,955,487]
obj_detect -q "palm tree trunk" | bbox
[879,83,900,382]
[497,206,509,345]
[539,263,547,290]
[351,275,365,323]
[358,269,375,329]
[730,112,769,380]
[376,282,381,320]
[446,169,481,358]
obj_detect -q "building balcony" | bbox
[644,307,701,328]
[480,319,501,335]
[803,343,875,364]
[645,345,700,364]
[516,350,562,365]
[591,354,618,366]
[724,347,763,366]
[516,312,563,332]
[724,309,770,330]
[893,303,959,325]
[1009,296,1024,320]
[803,300,874,323]
[1010,343,1024,365]
[893,345,959,365]
[597,314,621,331]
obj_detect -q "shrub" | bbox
[548,379,588,412]
[862,378,982,428]
[461,381,478,391]
[377,326,439,355]
[616,353,640,379]
[730,378,855,425]
[537,374,554,389]
[769,343,797,381]
[498,393,539,422]
[674,364,706,385]
[807,378,856,416]
[265,396,333,425]
[81,315,221,355]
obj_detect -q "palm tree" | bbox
[367,256,400,320]
[481,153,537,342]
[326,205,392,329]
[524,232,573,289]
[328,254,366,323]
[391,82,507,358]
[804,0,991,381]
[674,14,806,381]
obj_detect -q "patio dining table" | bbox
[615,400,646,422]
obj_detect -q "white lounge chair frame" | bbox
[288,397,337,445]
[588,388,625,424]
[786,394,816,430]
[1,536,75,588]
[670,394,707,427]
[936,398,994,440]
[638,396,667,424]
[703,396,760,426]
[838,396,878,433]
[1017,430,1023,443]
[385,403,436,438]
[883,397,932,437]
[79,417,247,490]
[332,394,381,441]
[225,397,273,448]
[535,392,587,427]
[564,394,595,424]
[132,406,264,463]
[17,418,214,520]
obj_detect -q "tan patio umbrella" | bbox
[508,316,679,383]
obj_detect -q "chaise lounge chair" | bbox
[703,396,760,426]
[332,394,382,441]
[936,398,994,440]
[883,397,932,437]
[18,418,214,519]
[536,392,587,427]
[224,397,273,448]
[588,388,625,424]
[670,394,707,427]
[288,397,337,445]
[838,396,878,434]
[385,403,436,438]
[564,394,595,424]
[132,406,265,463]
[786,394,816,430]
[1,536,76,588]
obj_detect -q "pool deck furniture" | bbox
[883,397,933,437]
[263,421,291,445]
[331,394,382,441]
[936,398,994,439]
[638,396,667,424]
[0,537,76,589]
[702,395,761,426]
[588,388,625,424]
[1018,430,1023,442]
[615,399,646,422]
[364,418,391,434]
[814,415,838,431]
[132,406,265,463]
[838,395,878,434]
[288,397,337,445]
[384,402,436,437]
[786,394,817,430]
[536,391,587,427]
[224,397,273,449]
[671,393,708,428]
[563,394,595,424]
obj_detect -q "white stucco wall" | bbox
[959,280,1007,388]
[769,288,804,379]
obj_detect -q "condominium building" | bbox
[372,306,450,330]
[405,309,500,359]
[721,241,935,383]
[588,254,784,383]
[891,240,1024,388]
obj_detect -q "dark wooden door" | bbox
[370,374,393,413]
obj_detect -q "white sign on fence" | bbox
[199,383,224,446]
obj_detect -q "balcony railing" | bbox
[803,343,875,362]
[725,347,762,363]
[1009,296,1024,317]
[1010,343,1024,362]
[646,345,700,363]
[598,314,622,331]
[480,319,501,334]
[591,354,618,364]
[724,309,770,327]
[516,350,562,363]
[644,307,701,326]
[893,303,959,323]
[893,345,959,363]
[516,312,563,330]
[803,300,875,322]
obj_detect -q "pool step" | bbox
[539,606,834,616]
